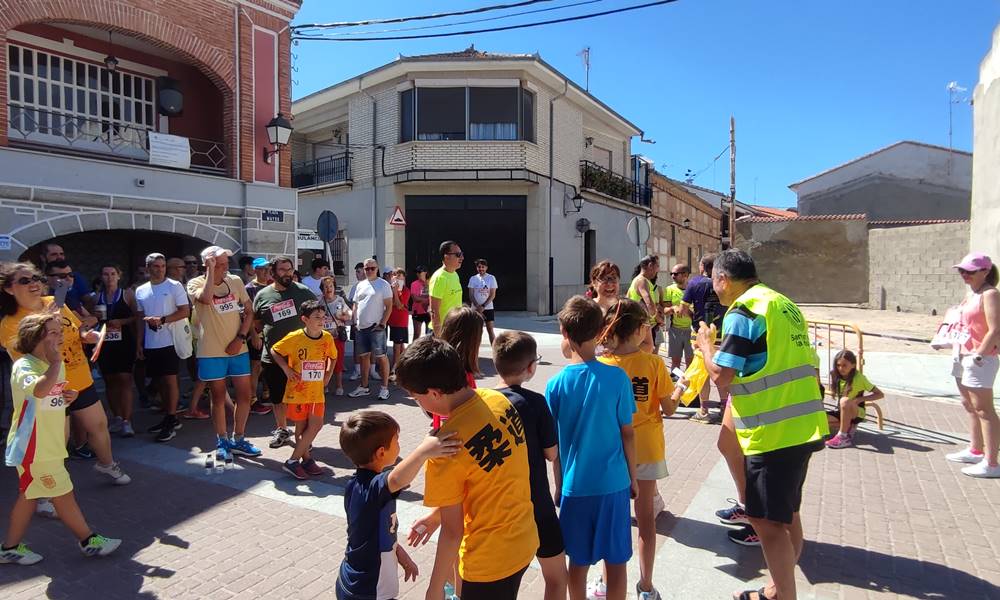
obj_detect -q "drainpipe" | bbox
[548,81,569,315]
[360,80,378,259]
[234,6,246,253]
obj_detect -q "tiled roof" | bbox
[750,205,798,218]
[399,45,535,62]
[868,218,969,226]
[744,213,867,223]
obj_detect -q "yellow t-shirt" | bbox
[428,267,463,324]
[424,389,539,582]
[0,297,93,391]
[836,371,875,419]
[270,328,337,404]
[5,355,69,466]
[186,273,250,358]
[599,351,674,464]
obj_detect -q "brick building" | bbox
[646,172,722,274]
[0,0,301,278]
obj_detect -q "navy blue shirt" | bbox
[682,274,724,330]
[499,385,558,517]
[338,469,401,600]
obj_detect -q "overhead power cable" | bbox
[294,0,604,38]
[292,0,679,42]
[294,0,557,30]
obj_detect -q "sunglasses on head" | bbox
[13,274,45,286]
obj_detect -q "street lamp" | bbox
[682,217,692,229]
[263,113,293,164]
[103,31,119,72]
[563,191,584,216]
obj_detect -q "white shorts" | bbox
[636,460,669,481]
[952,354,1000,389]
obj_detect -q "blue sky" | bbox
[290,1,998,207]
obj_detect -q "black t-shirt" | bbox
[499,384,558,515]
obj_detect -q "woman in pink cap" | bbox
[945,252,1000,478]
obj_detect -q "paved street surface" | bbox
[1,314,999,599]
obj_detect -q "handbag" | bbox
[169,318,194,359]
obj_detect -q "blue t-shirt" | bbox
[714,306,768,377]
[682,274,724,329]
[338,469,401,600]
[545,360,635,497]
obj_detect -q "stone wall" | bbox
[868,222,970,314]
[734,218,869,303]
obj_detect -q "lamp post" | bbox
[263,113,293,164]
[563,191,584,217]
[103,31,118,72]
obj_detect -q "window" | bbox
[584,229,596,284]
[7,43,155,153]
[417,87,466,141]
[687,247,693,269]
[399,85,536,142]
[670,225,676,257]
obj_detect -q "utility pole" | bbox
[578,47,591,91]
[729,116,736,249]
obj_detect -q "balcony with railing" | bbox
[580,160,652,208]
[292,152,353,189]
[6,104,227,176]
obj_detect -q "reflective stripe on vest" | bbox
[731,398,825,430]
[729,364,817,396]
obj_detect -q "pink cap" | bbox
[954,252,993,271]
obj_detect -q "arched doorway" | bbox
[22,230,212,288]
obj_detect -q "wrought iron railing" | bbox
[6,103,227,176]
[580,160,652,208]
[292,152,353,188]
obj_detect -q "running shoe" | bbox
[268,428,292,449]
[946,447,986,464]
[348,387,370,398]
[36,499,58,519]
[230,437,262,457]
[348,368,361,381]
[825,433,853,449]
[334,387,345,396]
[715,499,749,525]
[94,462,132,485]
[727,525,761,547]
[147,416,182,434]
[79,534,121,557]
[120,421,135,438]
[0,543,43,565]
[689,411,713,424]
[183,410,211,420]
[652,490,666,516]
[301,458,324,477]
[211,440,228,465]
[154,416,181,443]
[586,576,608,599]
[370,367,381,381]
[108,416,123,434]
[283,459,308,480]
[961,461,1000,478]
[378,387,390,400]
[68,443,96,460]
[635,583,662,600]
[250,403,273,416]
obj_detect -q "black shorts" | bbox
[248,343,262,362]
[68,385,100,413]
[411,313,430,324]
[261,361,288,404]
[144,346,180,378]
[482,309,495,323]
[389,326,409,344]
[535,503,565,559]
[461,565,528,600]
[348,326,356,342]
[827,407,864,425]
[744,441,822,524]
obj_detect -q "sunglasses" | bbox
[670,272,687,277]
[13,275,45,285]
[445,252,464,258]
[364,266,378,272]
[958,268,980,276]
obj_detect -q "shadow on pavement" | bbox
[660,514,768,582]
[851,430,937,455]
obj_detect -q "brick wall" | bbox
[868,222,970,314]
[0,0,297,186]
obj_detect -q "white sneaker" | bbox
[0,543,43,565]
[348,368,361,381]
[79,534,121,557]
[121,421,135,438]
[636,582,662,600]
[652,490,666,516]
[587,576,607,599]
[108,416,123,434]
[94,462,132,485]
[962,461,1000,478]
[378,387,390,400]
[348,387,370,398]
[36,499,58,519]
[370,368,381,381]
[946,447,986,464]
[334,387,345,396]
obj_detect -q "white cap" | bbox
[200,245,233,262]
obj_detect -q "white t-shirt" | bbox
[353,278,393,329]
[323,295,350,330]
[301,275,323,297]
[135,278,190,349]
[468,273,499,310]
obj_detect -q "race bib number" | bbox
[270,299,297,322]
[301,360,325,382]
[323,316,336,331]
[105,330,122,342]
[41,382,68,410]
[213,294,239,314]
[930,307,969,349]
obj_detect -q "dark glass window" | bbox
[469,87,517,140]
[400,88,414,142]
[521,88,535,142]
[416,87,465,141]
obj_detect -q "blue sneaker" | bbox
[215,438,231,463]
[229,437,262,457]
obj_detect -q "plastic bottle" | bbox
[443,582,456,600]
[205,453,214,475]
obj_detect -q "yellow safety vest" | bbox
[727,284,828,455]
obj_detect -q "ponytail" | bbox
[987,265,999,287]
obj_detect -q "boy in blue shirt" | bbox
[337,410,461,600]
[546,295,637,600]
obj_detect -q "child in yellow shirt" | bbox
[271,300,338,479]
[598,299,677,600]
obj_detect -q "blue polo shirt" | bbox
[337,469,401,600]
[714,306,768,377]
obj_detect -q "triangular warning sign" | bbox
[389,205,407,226]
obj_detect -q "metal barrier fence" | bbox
[806,318,884,429]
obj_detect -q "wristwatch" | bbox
[236,333,248,341]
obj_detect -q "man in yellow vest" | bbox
[696,249,827,600]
